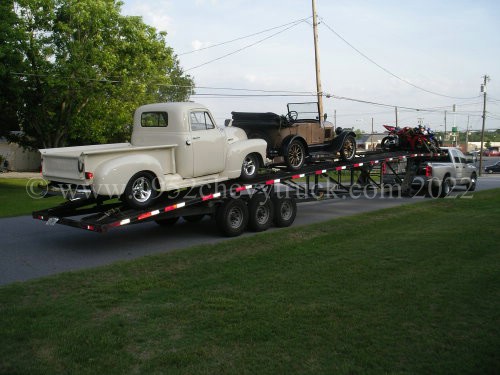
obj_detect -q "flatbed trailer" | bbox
[32,150,445,237]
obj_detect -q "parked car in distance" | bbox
[485,161,500,174]
[483,147,500,157]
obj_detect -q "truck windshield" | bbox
[287,102,319,121]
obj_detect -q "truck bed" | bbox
[41,143,177,184]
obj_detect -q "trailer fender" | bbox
[329,130,356,152]
[92,154,164,196]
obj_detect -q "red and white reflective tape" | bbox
[120,218,131,225]
[202,192,221,201]
[371,160,380,165]
[292,174,305,179]
[315,169,327,175]
[138,209,161,221]
[165,202,186,212]
[385,157,394,162]
[353,163,364,167]
[235,185,253,192]
[335,165,347,171]
[266,179,280,185]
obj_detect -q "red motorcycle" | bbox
[381,125,439,152]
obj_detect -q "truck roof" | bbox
[136,102,208,113]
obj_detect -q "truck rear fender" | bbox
[92,154,164,196]
[223,139,267,178]
[280,135,308,157]
[329,131,356,152]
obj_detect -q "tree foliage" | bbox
[0,0,26,138]
[4,0,193,149]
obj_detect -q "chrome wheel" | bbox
[243,156,257,176]
[131,176,152,203]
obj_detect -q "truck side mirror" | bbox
[323,113,328,121]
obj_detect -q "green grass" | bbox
[0,178,64,217]
[1,190,499,374]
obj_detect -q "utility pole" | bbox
[444,110,447,144]
[311,0,323,121]
[465,115,470,153]
[479,74,490,176]
[371,117,374,150]
[395,106,398,127]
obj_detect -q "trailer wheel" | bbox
[240,154,260,181]
[272,196,297,228]
[216,199,249,237]
[340,135,356,161]
[124,171,158,209]
[248,194,274,232]
[285,139,306,171]
[155,217,179,226]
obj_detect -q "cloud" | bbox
[122,1,173,33]
[191,39,211,50]
[244,74,257,83]
[195,0,219,6]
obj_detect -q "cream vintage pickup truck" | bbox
[40,102,267,208]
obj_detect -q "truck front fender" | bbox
[223,139,267,179]
[92,154,167,197]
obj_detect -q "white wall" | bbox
[0,141,41,171]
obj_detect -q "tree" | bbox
[6,0,193,149]
[0,0,26,138]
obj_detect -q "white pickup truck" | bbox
[41,102,267,208]
[415,147,478,196]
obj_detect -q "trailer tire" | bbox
[124,171,158,209]
[248,194,274,232]
[272,196,297,227]
[155,217,179,226]
[216,199,249,237]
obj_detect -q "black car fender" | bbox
[280,135,308,157]
[329,130,356,152]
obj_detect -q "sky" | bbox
[121,0,500,134]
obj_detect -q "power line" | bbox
[178,17,312,56]
[184,20,306,72]
[319,18,479,100]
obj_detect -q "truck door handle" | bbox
[193,136,200,140]
[186,140,192,145]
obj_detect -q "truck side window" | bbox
[191,111,216,131]
[205,112,215,129]
[141,112,168,127]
